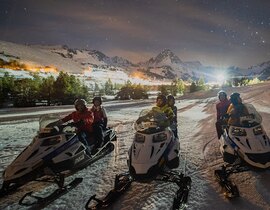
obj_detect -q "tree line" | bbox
[0,72,89,107]
[0,72,187,107]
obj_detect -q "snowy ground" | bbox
[0,82,270,210]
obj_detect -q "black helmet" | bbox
[74,99,87,110]
[92,96,102,105]
[167,95,175,103]
[230,92,240,105]
[217,90,227,99]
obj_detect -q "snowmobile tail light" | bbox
[253,126,263,135]
[231,128,246,136]
[135,133,145,143]
[152,133,167,143]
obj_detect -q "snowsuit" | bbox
[227,103,249,126]
[169,105,178,138]
[152,104,175,128]
[61,109,94,146]
[215,99,231,139]
[91,105,108,149]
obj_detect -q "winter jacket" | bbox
[152,104,174,122]
[226,103,249,126]
[91,105,108,127]
[61,108,94,133]
[216,99,231,120]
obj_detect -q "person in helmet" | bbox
[226,93,249,126]
[167,95,178,138]
[91,96,108,151]
[47,98,94,149]
[215,90,231,139]
[53,98,94,133]
[152,94,174,127]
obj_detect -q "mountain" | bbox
[137,49,215,81]
[145,49,183,66]
[1,40,270,83]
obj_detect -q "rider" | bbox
[48,99,94,147]
[215,90,230,139]
[167,95,178,138]
[152,94,174,128]
[91,96,108,151]
[227,92,249,126]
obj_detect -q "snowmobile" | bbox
[215,104,270,198]
[0,113,117,208]
[85,109,191,210]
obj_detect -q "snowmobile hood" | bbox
[3,133,77,182]
[129,129,178,175]
[222,123,270,169]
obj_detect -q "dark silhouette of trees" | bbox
[116,82,148,100]
[0,71,90,107]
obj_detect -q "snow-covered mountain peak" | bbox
[87,50,110,62]
[111,56,134,66]
[147,49,183,67]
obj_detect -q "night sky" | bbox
[0,0,269,68]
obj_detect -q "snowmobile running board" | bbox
[18,177,83,210]
[85,171,191,210]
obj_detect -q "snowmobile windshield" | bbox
[134,109,169,133]
[239,104,262,127]
[39,114,62,132]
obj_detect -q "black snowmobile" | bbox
[214,104,270,198]
[0,113,117,208]
[85,109,191,210]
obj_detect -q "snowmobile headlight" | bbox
[253,126,263,135]
[153,133,167,143]
[135,133,145,143]
[231,128,246,136]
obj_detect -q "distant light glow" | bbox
[216,72,226,85]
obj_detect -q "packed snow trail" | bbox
[1,94,270,209]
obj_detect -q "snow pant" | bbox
[170,122,178,139]
[172,128,178,139]
[93,122,105,149]
[215,121,223,139]
[78,132,92,156]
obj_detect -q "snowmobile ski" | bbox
[214,169,239,198]
[85,173,132,210]
[18,177,83,210]
[155,172,191,210]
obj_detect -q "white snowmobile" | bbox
[215,104,270,198]
[85,109,191,210]
[0,113,116,208]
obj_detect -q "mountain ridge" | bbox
[1,40,270,82]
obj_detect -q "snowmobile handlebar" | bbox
[40,120,85,137]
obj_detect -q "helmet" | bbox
[167,95,175,103]
[217,90,227,99]
[74,99,87,110]
[92,96,102,105]
[230,92,240,105]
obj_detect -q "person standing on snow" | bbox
[215,90,230,139]
[91,96,108,151]
[167,95,178,138]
